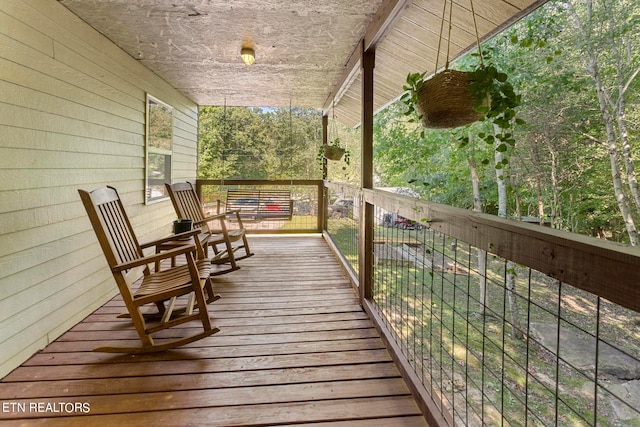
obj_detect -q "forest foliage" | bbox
[198,0,640,244]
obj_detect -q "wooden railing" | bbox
[195,179,324,234]
[195,178,640,425]
[324,180,640,427]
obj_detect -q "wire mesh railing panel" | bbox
[197,180,321,232]
[369,204,640,427]
[325,186,359,275]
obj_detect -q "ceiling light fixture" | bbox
[241,47,255,65]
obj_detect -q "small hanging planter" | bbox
[324,144,345,161]
[415,69,485,129]
[321,107,351,164]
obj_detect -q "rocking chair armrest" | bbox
[194,212,227,226]
[139,229,200,249]
[223,209,245,228]
[112,244,196,272]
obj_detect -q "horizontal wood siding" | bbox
[0,0,199,377]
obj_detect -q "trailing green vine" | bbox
[459,62,525,159]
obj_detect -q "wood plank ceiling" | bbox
[58,0,547,126]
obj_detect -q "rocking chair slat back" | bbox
[98,200,140,266]
[84,187,141,268]
[173,185,207,230]
[166,182,254,274]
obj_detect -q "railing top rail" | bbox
[197,179,323,186]
[360,187,640,313]
[325,180,361,197]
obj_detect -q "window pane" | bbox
[146,95,173,203]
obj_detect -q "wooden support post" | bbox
[320,114,329,232]
[322,114,328,180]
[359,44,375,303]
[317,180,325,233]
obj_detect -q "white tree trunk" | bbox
[567,0,640,245]
[595,70,639,245]
[494,136,524,339]
[468,150,487,316]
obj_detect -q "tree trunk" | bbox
[531,140,545,225]
[495,137,524,340]
[618,113,640,213]
[468,150,487,316]
[547,142,561,229]
[608,10,640,213]
[567,0,640,245]
[593,63,639,245]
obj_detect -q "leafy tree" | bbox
[371,0,640,244]
[198,106,323,180]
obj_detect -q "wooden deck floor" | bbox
[0,235,427,426]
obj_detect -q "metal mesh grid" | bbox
[325,188,359,275]
[370,208,640,426]
[199,183,320,232]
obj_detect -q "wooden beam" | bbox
[364,0,414,50]
[323,0,413,113]
[323,41,362,113]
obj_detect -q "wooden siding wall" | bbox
[0,0,199,377]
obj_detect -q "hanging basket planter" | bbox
[324,145,345,161]
[415,69,484,129]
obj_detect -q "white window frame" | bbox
[145,94,173,204]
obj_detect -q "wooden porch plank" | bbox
[0,396,425,426]
[0,362,402,398]
[3,349,394,382]
[38,328,384,353]
[0,378,412,419]
[20,337,386,366]
[77,311,371,327]
[92,304,364,318]
[286,418,428,427]
[0,235,427,425]
[57,320,376,340]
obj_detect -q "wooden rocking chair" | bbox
[166,182,253,275]
[78,186,219,353]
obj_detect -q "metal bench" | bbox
[225,189,293,221]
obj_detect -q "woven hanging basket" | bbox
[415,69,484,129]
[324,145,345,161]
